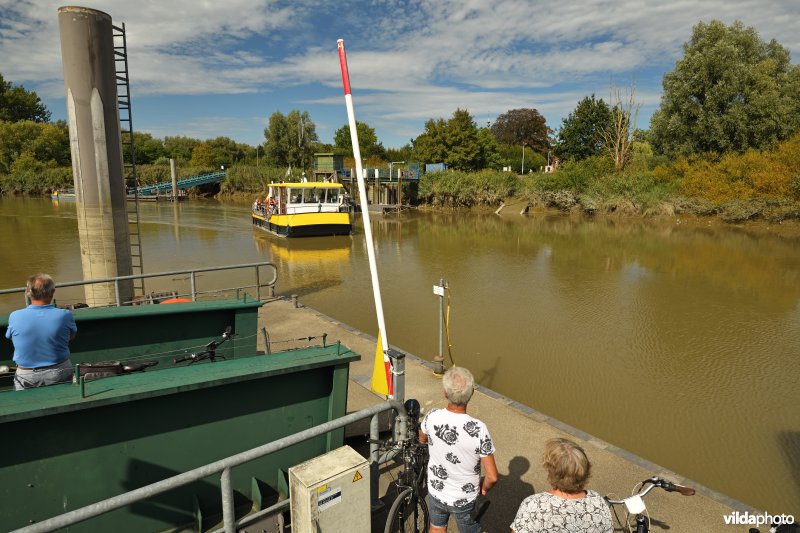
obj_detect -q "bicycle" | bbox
[380,398,430,533]
[749,520,799,532]
[173,326,233,364]
[605,476,695,533]
[75,326,233,381]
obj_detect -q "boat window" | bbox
[304,188,321,203]
[326,189,340,203]
[289,189,303,204]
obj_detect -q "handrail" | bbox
[0,262,278,307]
[11,400,406,533]
[136,170,226,195]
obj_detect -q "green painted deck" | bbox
[0,298,361,532]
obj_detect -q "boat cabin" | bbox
[252,182,351,237]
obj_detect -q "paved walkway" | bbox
[259,297,757,533]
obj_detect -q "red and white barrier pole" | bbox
[337,39,393,396]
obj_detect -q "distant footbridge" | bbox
[133,170,227,196]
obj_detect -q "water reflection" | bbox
[252,233,352,297]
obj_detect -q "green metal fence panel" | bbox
[1,298,262,390]
[0,344,358,531]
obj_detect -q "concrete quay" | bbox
[258,297,758,533]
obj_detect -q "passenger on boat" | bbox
[511,438,613,533]
[5,274,77,390]
[267,195,277,215]
[420,366,498,533]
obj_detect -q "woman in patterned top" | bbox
[420,366,499,533]
[511,438,613,533]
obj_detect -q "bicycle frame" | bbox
[383,399,430,533]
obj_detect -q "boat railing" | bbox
[11,399,409,533]
[0,262,278,308]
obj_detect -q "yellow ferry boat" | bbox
[251,182,351,237]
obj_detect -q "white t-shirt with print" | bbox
[421,408,495,507]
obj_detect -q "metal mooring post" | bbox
[389,349,405,405]
[432,278,446,375]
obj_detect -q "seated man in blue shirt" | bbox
[6,273,77,390]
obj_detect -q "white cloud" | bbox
[1,0,799,145]
[145,115,260,141]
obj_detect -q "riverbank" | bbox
[421,200,800,240]
[257,296,761,533]
[521,192,800,224]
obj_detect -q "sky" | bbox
[1,0,799,149]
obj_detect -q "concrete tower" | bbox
[58,6,134,306]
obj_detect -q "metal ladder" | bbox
[113,22,145,297]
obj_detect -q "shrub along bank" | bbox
[4,133,800,224]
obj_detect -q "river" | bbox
[1,197,798,513]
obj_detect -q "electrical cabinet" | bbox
[289,445,370,532]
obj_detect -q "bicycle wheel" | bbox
[384,487,429,533]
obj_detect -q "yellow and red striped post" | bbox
[337,39,393,397]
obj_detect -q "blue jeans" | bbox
[14,359,74,390]
[427,494,480,533]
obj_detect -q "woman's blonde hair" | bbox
[542,438,592,493]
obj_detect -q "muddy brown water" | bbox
[1,197,798,514]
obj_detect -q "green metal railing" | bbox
[0,262,278,307]
[11,400,408,533]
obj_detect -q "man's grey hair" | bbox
[443,366,475,406]
[26,273,55,301]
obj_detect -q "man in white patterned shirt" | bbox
[420,366,498,533]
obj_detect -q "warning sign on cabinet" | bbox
[317,486,342,512]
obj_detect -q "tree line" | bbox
[2,18,800,216]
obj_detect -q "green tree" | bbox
[0,120,69,174]
[412,118,448,164]
[495,143,546,173]
[490,108,552,156]
[445,109,482,171]
[555,95,613,161]
[386,144,413,163]
[413,110,488,171]
[189,142,216,168]
[164,136,201,163]
[263,110,318,171]
[0,73,51,123]
[478,126,503,170]
[126,132,166,165]
[29,121,70,166]
[333,121,385,158]
[264,112,290,166]
[651,20,800,156]
[207,136,248,166]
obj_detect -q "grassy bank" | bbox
[418,133,800,223]
[4,137,800,225]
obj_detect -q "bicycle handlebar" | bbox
[174,327,233,365]
[606,477,695,505]
[662,480,695,496]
